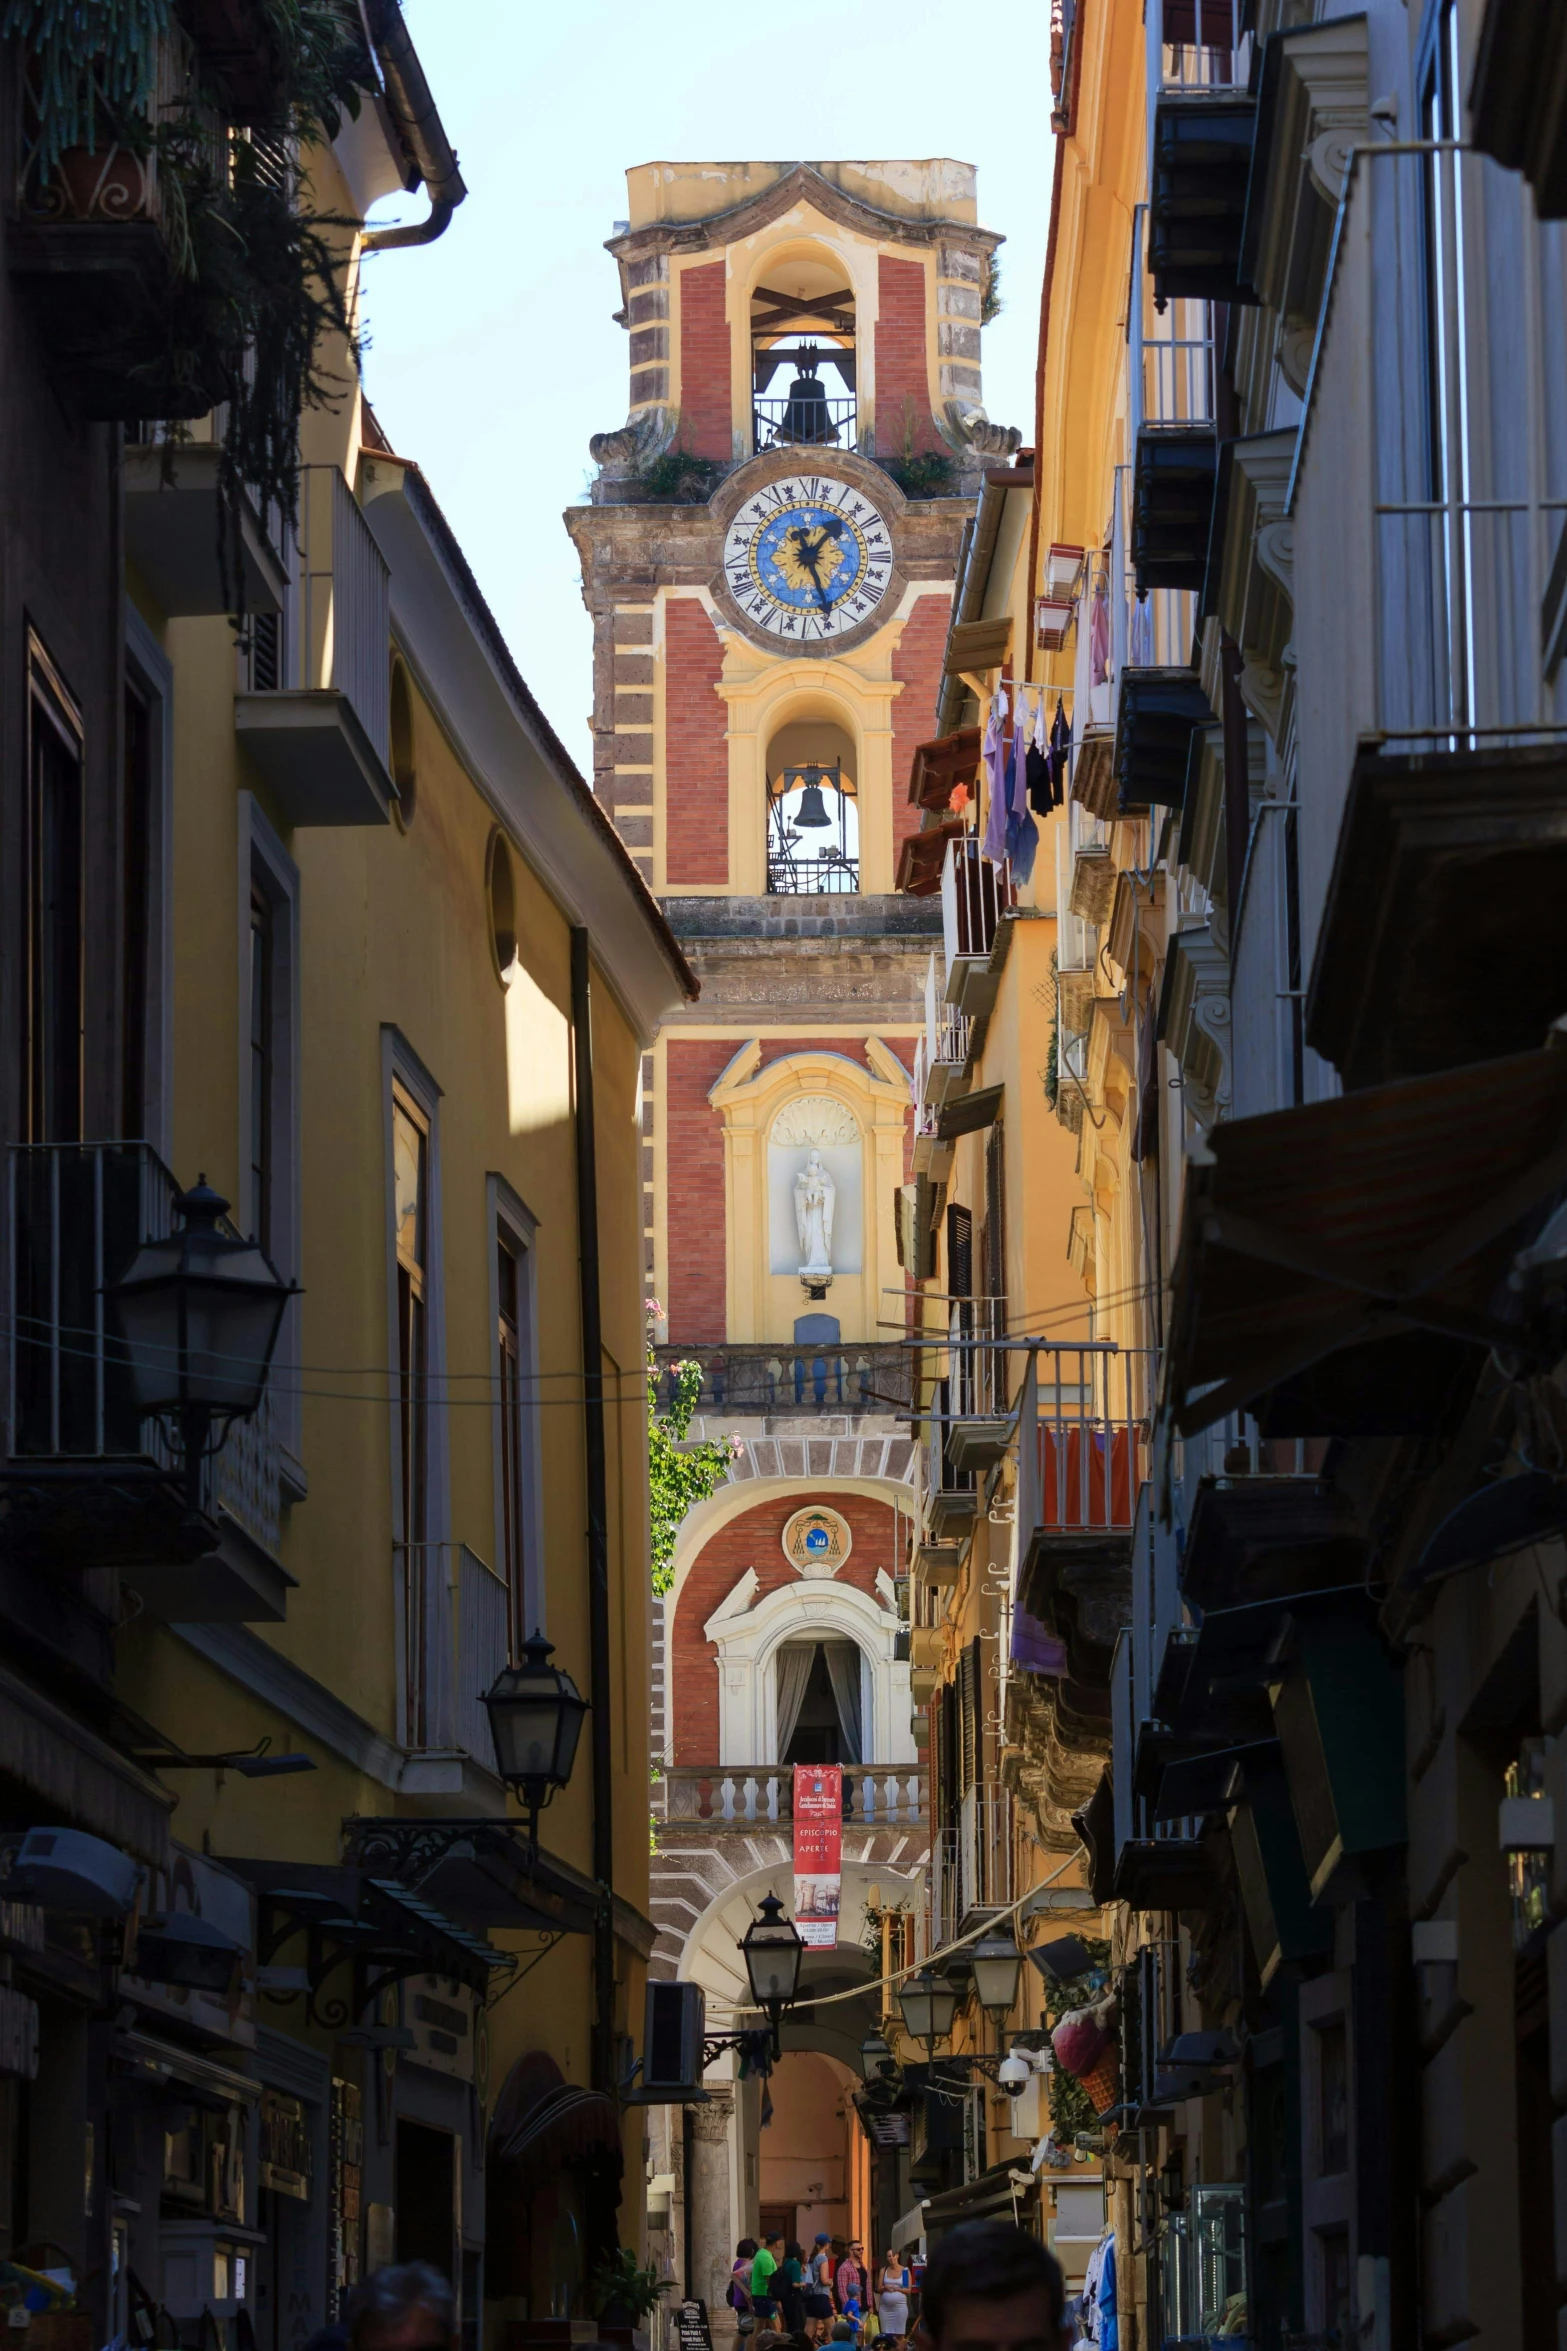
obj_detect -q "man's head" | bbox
[848,2243,863,2263]
[766,2233,784,2251]
[915,2224,1068,2351]
[350,2266,455,2351]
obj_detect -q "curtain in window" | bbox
[825,1643,864,1763]
[775,1644,816,1761]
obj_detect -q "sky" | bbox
[358,0,1052,771]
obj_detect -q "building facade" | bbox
[0,14,688,2348]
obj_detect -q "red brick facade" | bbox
[892,593,952,850]
[664,1038,735,1343]
[678,260,732,461]
[664,600,728,886]
[670,1493,898,1763]
[875,255,942,459]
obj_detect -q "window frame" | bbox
[241,795,302,1479]
[123,606,174,1154]
[23,630,86,1144]
[383,1031,449,1748]
[487,1175,544,1646]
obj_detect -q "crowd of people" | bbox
[730,2231,918,2349]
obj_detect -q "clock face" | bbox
[722,473,894,644]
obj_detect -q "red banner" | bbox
[793,1765,842,1948]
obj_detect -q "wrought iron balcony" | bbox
[766,847,860,896]
[1020,1344,1153,1538]
[656,1763,927,1833]
[651,1341,911,1418]
[397,1540,511,1763]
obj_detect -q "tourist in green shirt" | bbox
[750,2234,783,2321]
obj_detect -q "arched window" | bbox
[766,716,858,896]
[776,1639,866,1765]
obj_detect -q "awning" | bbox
[943,617,1012,678]
[921,2159,1036,2244]
[936,1083,1003,1141]
[1179,1473,1364,1612]
[114,2026,261,2105]
[896,818,966,898]
[224,1859,514,2011]
[341,1816,599,1936]
[1164,1038,1567,1436]
[0,1661,172,1866]
[909,728,982,811]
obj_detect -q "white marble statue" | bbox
[793,1149,836,1275]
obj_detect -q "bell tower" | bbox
[565,163,1018,2274]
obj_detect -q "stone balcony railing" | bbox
[655,1764,928,1832]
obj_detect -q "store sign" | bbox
[676,2303,713,2351]
[259,2091,311,2201]
[793,1765,842,1948]
[0,1985,38,2079]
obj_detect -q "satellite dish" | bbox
[1412,1467,1567,1588]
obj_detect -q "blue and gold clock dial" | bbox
[722,473,894,643]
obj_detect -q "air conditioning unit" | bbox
[636,1980,706,2100]
[4,1828,141,1917]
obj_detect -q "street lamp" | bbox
[969,1931,1024,2030]
[897,1965,960,2057]
[739,1893,805,2054]
[483,1630,589,1850]
[105,1177,294,1509]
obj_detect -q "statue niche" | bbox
[768,1096,862,1291]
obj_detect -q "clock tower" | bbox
[565,160,1017,2285]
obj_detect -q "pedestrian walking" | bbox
[346,2267,455,2351]
[780,2242,808,2336]
[751,2232,784,2325]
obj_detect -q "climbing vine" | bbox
[647,1304,739,1596]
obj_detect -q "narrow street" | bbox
[0,3,1563,2349]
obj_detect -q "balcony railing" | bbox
[1147,0,1248,92]
[929,1787,1015,1945]
[1303,142,1567,753]
[398,1541,511,1761]
[293,465,391,760]
[1017,1345,1155,1535]
[766,848,859,896]
[940,836,1014,1016]
[946,1297,1010,1423]
[651,1342,912,1418]
[752,394,859,452]
[656,1764,927,1831]
[919,951,974,1117]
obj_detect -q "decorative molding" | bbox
[781,1504,854,1576]
[770,1096,861,1149]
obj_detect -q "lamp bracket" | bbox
[701,2027,777,2077]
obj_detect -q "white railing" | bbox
[1147,0,1248,94]
[399,1542,510,1761]
[941,835,1015,973]
[1306,142,1567,752]
[946,1297,1010,1421]
[959,1783,1015,1916]
[1131,207,1217,435]
[1115,467,1200,669]
[925,1379,979,1502]
[657,1765,928,1829]
[292,466,391,762]
[921,953,974,1104]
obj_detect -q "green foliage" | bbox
[980,255,1003,326]
[648,1348,738,1597]
[882,449,959,499]
[639,445,724,503]
[587,2248,672,2324]
[1044,950,1060,1109]
[3,0,373,597]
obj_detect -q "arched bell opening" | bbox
[766,716,859,896]
[751,251,857,452]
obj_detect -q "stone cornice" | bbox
[606,162,1004,263]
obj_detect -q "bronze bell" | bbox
[780,353,833,444]
[793,779,833,827]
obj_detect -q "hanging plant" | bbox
[2,0,170,174]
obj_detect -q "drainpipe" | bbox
[361,0,468,251]
[570,928,618,2125]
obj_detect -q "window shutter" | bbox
[958,1638,980,1792]
[947,1203,973,1298]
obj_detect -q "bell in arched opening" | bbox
[779,348,836,445]
[792,770,833,827]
